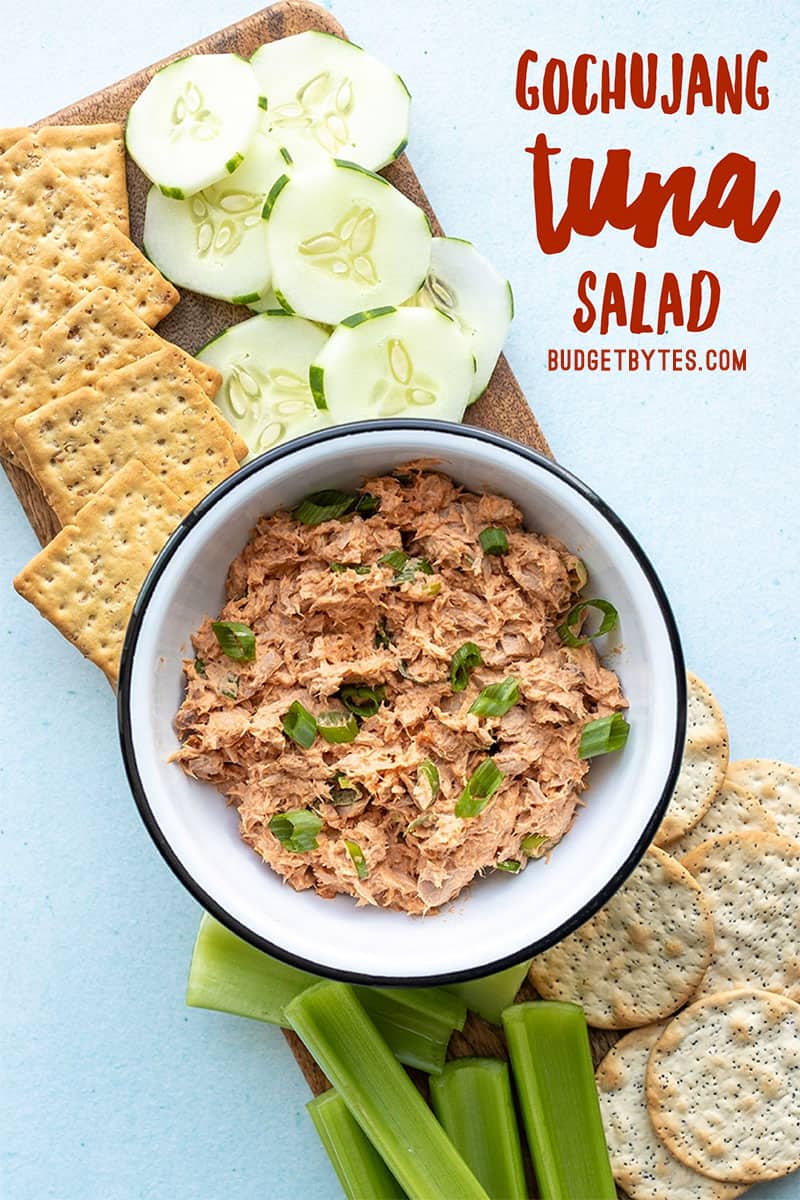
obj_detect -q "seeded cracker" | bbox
[13,460,186,683]
[666,778,776,862]
[35,125,130,234]
[15,346,240,523]
[726,758,800,842]
[596,1025,746,1200]
[682,829,800,999]
[0,127,30,154]
[0,267,83,366]
[0,125,129,232]
[0,287,227,462]
[529,846,714,1028]
[653,673,728,845]
[0,136,177,326]
[645,989,800,1183]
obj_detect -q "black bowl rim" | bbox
[118,418,686,987]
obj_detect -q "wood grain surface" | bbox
[5,5,625,1196]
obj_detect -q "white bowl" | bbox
[118,421,685,985]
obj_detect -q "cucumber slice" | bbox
[247,285,283,314]
[142,134,288,303]
[196,313,331,458]
[266,160,431,325]
[310,307,474,425]
[126,54,262,197]
[408,237,513,403]
[250,31,410,171]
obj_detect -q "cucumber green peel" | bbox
[502,1001,616,1199]
[286,981,489,1200]
[307,1089,405,1200]
[186,914,465,1074]
[429,1058,527,1199]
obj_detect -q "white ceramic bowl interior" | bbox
[119,422,684,984]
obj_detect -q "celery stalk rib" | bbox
[448,959,532,1024]
[286,981,489,1200]
[186,915,465,1074]
[502,1001,616,1200]
[308,1089,405,1200]
[429,1058,527,1199]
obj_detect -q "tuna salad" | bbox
[173,463,628,913]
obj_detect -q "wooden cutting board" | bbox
[5,3,625,1195]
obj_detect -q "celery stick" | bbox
[448,959,532,1024]
[502,1001,616,1200]
[286,981,489,1200]
[187,912,317,1023]
[357,986,465,1075]
[186,914,465,1073]
[429,1058,527,1199]
[308,1090,406,1200]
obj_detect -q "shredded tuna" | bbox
[173,464,627,914]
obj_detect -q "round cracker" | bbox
[646,988,800,1183]
[653,673,728,846]
[596,1025,746,1200]
[529,846,715,1028]
[682,830,800,999]
[726,758,800,843]
[666,778,776,862]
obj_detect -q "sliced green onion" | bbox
[418,758,440,802]
[353,492,380,516]
[317,710,359,744]
[455,758,504,818]
[285,982,489,1199]
[292,489,380,526]
[450,642,483,692]
[567,557,589,591]
[503,1001,616,1199]
[211,619,256,662]
[330,562,371,575]
[329,774,362,806]
[269,809,323,853]
[557,598,618,648]
[479,527,509,556]
[429,1058,527,1200]
[308,1090,405,1200]
[390,556,434,585]
[220,673,239,700]
[187,915,466,1074]
[406,811,434,834]
[469,677,520,717]
[448,960,532,1026]
[521,832,548,857]
[496,859,521,873]
[398,659,423,682]
[193,657,206,677]
[377,548,408,571]
[338,684,385,719]
[344,839,369,880]
[282,700,317,749]
[374,617,392,649]
[579,712,630,759]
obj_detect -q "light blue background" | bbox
[2,2,798,1197]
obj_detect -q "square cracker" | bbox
[0,127,30,154]
[0,125,129,232]
[0,266,83,365]
[13,459,186,683]
[0,286,226,461]
[0,136,177,326]
[36,125,129,234]
[15,346,240,523]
